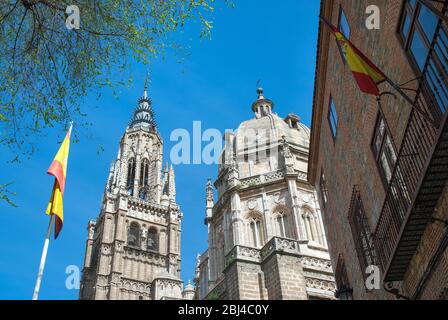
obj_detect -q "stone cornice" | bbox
[224,237,333,270]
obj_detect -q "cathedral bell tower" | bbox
[80,86,189,300]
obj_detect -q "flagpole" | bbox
[319,15,440,128]
[32,214,54,300]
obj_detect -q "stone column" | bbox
[208,225,218,283]
[134,158,141,197]
[261,191,274,240]
[230,191,243,246]
[313,190,328,247]
[286,178,306,240]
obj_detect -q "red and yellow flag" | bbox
[46,124,72,239]
[323,18,387,96]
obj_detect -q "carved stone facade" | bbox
[79,88,192,300]
[194,89,336,300]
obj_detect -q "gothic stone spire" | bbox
[129,86,157,130]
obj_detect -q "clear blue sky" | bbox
[0,0,320,299]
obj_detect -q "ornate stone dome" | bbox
[236,109,311,150]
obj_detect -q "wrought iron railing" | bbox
[373,107,438,271]
[373,17,447,272]
[348,186,378,277]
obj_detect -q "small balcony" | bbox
[374,15,448,282]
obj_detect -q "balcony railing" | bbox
[373,16,448,281]
[373,107,438,273]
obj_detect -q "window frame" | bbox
[348,187,377,282]
[327,95,339,140]
[126,157,136,195]
[147,227,158,252]
[139,158,150,187]
[338,5,351,39]
[127,222,140,248]
[337,6,351,64]
[397,0,447,118]
[249,218,264,248]
[399,0,438,56]
[275,213,288,238]
[370,112,398,189]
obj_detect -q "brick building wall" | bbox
[262,254,308,300]
[403,184,448,299]
[228,262,263,300]
[309,0,447,299]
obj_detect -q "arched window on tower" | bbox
[139,158,150,187]
[126,157,136,195]
[139,187,148,200]
[273,207,289,238]
[147,227,158,251]
[128,222,140,247]
[247,213,264,248]
[302,209,322,245]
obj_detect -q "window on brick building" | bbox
[371,112,398,186]
[399,0,447,115]
[337,7,351,63]
[400,0,438,70]
[348,187,377,279]
[319,171,329,208]
[334,255,353,300]
[338,7,351,39]
[328,96,338,139]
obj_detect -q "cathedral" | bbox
[194,88,336,300]
[79,88,194,300]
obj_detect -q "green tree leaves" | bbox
[0,0,231,158]
[0,183,17,207]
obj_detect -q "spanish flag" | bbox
[321,17,387,96]
[46,124,72,239]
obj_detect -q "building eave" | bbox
[308,0,333,186]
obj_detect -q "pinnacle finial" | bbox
[206,178,214,202]
[256,79,264,99]
[143,75,151,99]
[257,87,264,100]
